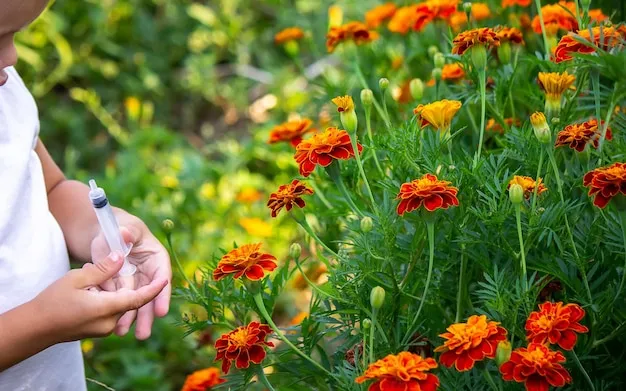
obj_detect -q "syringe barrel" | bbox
[93,202,127,255]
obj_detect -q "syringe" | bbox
[88,179,136,276]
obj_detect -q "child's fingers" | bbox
[114,310,137,336]
[74,252,124,288]
[151,253,172,318]
[135,301,155,340]
[110,279,168,314]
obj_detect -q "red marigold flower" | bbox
[508,176,547,199]
[441,63,465,83]
[583,162,626,208]
[495,26,525,45]
[554,25,626,63]
[434,315,507,372]
[326,21,379,53]
[500,343,572,391]
[267,179,314,217]
[397,174,459,215]
[274,27,305,45]
[268,118,315,147]
[531,2,578,35]
[355,351,440,391]
[215,321,274,374]
[181,367,226,391]
[486,117,521,133]
[294,127,362,177]
[555,118,612,152]
[502,0,531,8]
[213,243,278,281]
[414,0,460,31]
[452,27,500,55]
[525,301,589,351]
[365,3,397,29]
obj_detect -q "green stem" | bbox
[365,107,385,177]
[455,251,467,323]
[614,211,626,304]
[354,57,390,128]
[369,309,377,364]
[326,162,364,217]
[515,204,528,292]
[534,0,551,59]
[574,0,583,30]
[294,258,350,303]
[531,148,545,214]
[309,179,334,210]
[473,68,487,170]
[483,367,500,391]
[255,365,276,391]
[591,71,602,151]
[570,349,595,391]
[165,234,200,298]
[253,293,331,375]
[382,92,391,129]
[349,131,377,208]
[291,214,338,264]
[508,89,516,120]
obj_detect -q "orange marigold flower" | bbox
[554,25,626,63]
[520,13,532,30]
[397,174,459,215]
[500,343,572,391]
[181,367,226,391]
[583,162,626,208]
[555,118,612,152]
[355,351,440,391]
[331,95,355,113]
[502,0,532,8]
[588,8,609,23]
[236,188,263,203]
[326,21,379,53]
[365,3,398,29]
[267,179,314,217]
[274,27,305,45]
[268,118,315,147]
[538,71,576,109]
[388,5,420,34]
[413,99,462,131]
[495,26,525,45]
[214,321,274,374]
[508,175,547,199]
[434,315,507,372]
[531,2,578,35]
[294,127,362,177]
[415,0,460,32]
[441,63,465,82]
[452,27,500,55]
[450,2,492,29]
[392,79,413,104]
[486,117,521,133]
[525,301,589,351]
[213,243,278,281]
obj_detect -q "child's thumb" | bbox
[75,252,124,288]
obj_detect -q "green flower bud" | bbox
[495,340,512,367]
[434,52,445,69]
[580,0,591,10]
[379,77,389,90]
[360,216,374,233]
[497,42,512,65]
[340,110,358,133]
[531,112,551,144]
[462,2,473,13]
[410,78,424,100]
[509,184,524,205]
[289,243,302,259]
[470,44,487,70]
[370,286,386,310]
[284,40,299,57]
[361,88,374,108]
[162,219,175,233]
[362,318,372,330]
[432,68,442,81]
[428,45,439,58]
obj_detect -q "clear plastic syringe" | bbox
[88,179,136,276]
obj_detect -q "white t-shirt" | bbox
[0,66,86,390]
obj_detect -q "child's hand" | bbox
[90,214,172,339]
[33,252,168,344]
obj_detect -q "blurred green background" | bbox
[14,0,621,389]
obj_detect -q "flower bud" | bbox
[162,219,175,233]
[462,2,473,13]
[495,340,512,367]
[580,0,591,10]
[379,77,389,90]
[531,112,551,144]
[497,42,512,65]
[409,78,424,100]
[431,68,442,81]
[361,88,374,108]
[341,110,358,133]
[289,243,302,259]
[284,40,299,57]
[428,45,439,58]
[509,184,524,205]
[360,216,374,232]
[434,52,445,69]
[362,318,372,330]
[370,286,386,310]
[470,44,487,70]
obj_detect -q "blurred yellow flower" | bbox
[81,339,94,354]
[161,175,179,189]
[199,183,216,200]
[236,188,263,203]
[239,218,273,237]
[124,96,141,120]
[289,311,309,326]
[328,5,343,28]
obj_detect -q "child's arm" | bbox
[0,253,168,371]
[36,140,172,339]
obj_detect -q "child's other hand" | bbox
[90,215,172,340]
[33,252,168,344]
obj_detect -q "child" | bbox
[0,1,172,389]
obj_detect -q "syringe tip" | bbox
[89,179,97,191]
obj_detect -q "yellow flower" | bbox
[81,339,94,354]
[124,96,141,120]
[199,183,216,200]
[239,218,273,237]
[328,5,343,28]
[331,95,355,113]
[537,71,575,115]
[413,99,462,133]
[236,188,263,203]
[160,175,179,189]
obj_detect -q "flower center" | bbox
[535,314,556,330]
[230,328,251,348]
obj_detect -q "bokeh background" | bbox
[15,0,622,389]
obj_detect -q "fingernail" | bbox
[109,252,122,263]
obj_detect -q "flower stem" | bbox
[165,234,201,299]
[253,293,331,375]
[455,250,467,323]
[531,148,545,215]
[326,162,364,217]
[483,367,500,391]
[472,68,487,170]
[382,92,391,129]
[614,211,626,304]
[365,106,385,177]
[291,213,337,265]
[348,131,377,209]
[534,0,551,59]
[369,309,377,364]
[515,204,528,292]
[570,349,595,391]
[255,365,276,391]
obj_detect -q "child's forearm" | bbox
[0,300,53,371]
